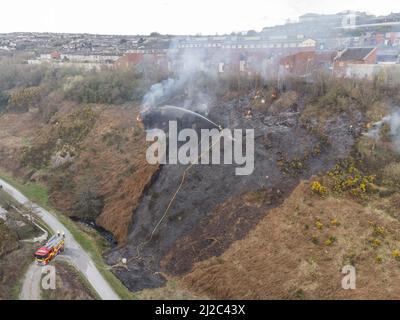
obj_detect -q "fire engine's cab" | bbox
[34,231,65,265]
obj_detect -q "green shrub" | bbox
[64,67,149,104]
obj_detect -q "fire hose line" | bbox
[111,130,225,270]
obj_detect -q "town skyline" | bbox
[1,0,399,35]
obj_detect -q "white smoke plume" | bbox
[141,43,217,115]
[365,107,400,152]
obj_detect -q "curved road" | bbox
[20,263,42,300]
[0,178,120,300]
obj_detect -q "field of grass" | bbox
[0,169,136,300]
[0,171,48,206]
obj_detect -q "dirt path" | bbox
[0,178,120,300]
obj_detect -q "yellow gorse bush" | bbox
[392,249,400,261]
[315,220,324,230]
[311,181,328,196]
[370,238,381,248]
[326,161,375,198]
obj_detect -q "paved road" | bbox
[0,178,120,300]
[20,263,42,300]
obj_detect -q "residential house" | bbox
[333,47,377,77]
[279,50,335,76]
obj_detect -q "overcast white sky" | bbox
[1,0,399,35]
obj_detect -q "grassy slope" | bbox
[183,180,400,299]
[136,279,206,300]
[0,169,136,300]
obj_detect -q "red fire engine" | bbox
[34,231,65,265]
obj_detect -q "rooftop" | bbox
[336,47,376,61]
